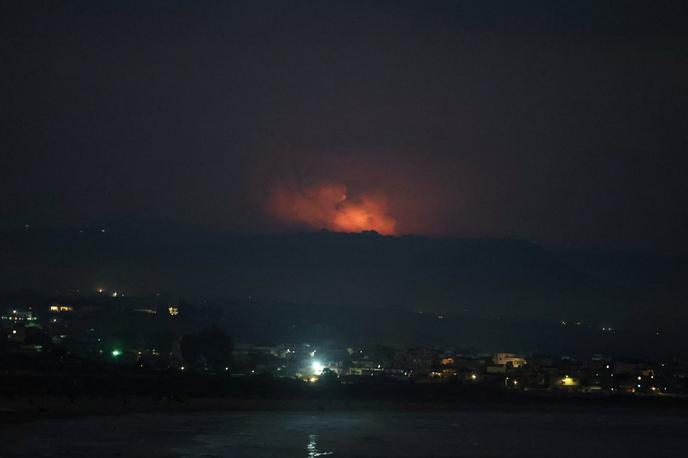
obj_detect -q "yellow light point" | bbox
[561,376,577,386]
[167,306,179,316]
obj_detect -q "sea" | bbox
[2,409,687,457]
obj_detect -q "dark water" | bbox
[2,410,687,457]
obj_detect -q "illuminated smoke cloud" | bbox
[267,183,397,235]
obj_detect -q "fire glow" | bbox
[267,183,397,235]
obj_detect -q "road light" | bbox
[312,360,324,375]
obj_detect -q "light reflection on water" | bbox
[307,433,334,457]
[2,411,688,457]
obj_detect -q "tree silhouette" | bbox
[180,327,233,370]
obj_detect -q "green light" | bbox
[111,349,122,357]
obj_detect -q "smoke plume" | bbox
[267,183,397,235]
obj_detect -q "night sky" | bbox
[3,1,688,252]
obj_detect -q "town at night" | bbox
[3,288,688,398]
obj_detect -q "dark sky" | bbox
[3,1,688,252]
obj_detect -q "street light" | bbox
[312,360,324,375]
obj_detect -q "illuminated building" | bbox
[49,304,74,313]
[493,353,527,368]
[440,357,455,366]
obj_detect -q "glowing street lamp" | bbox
[311,360,324,375]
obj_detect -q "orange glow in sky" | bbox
[267,183,397,235]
